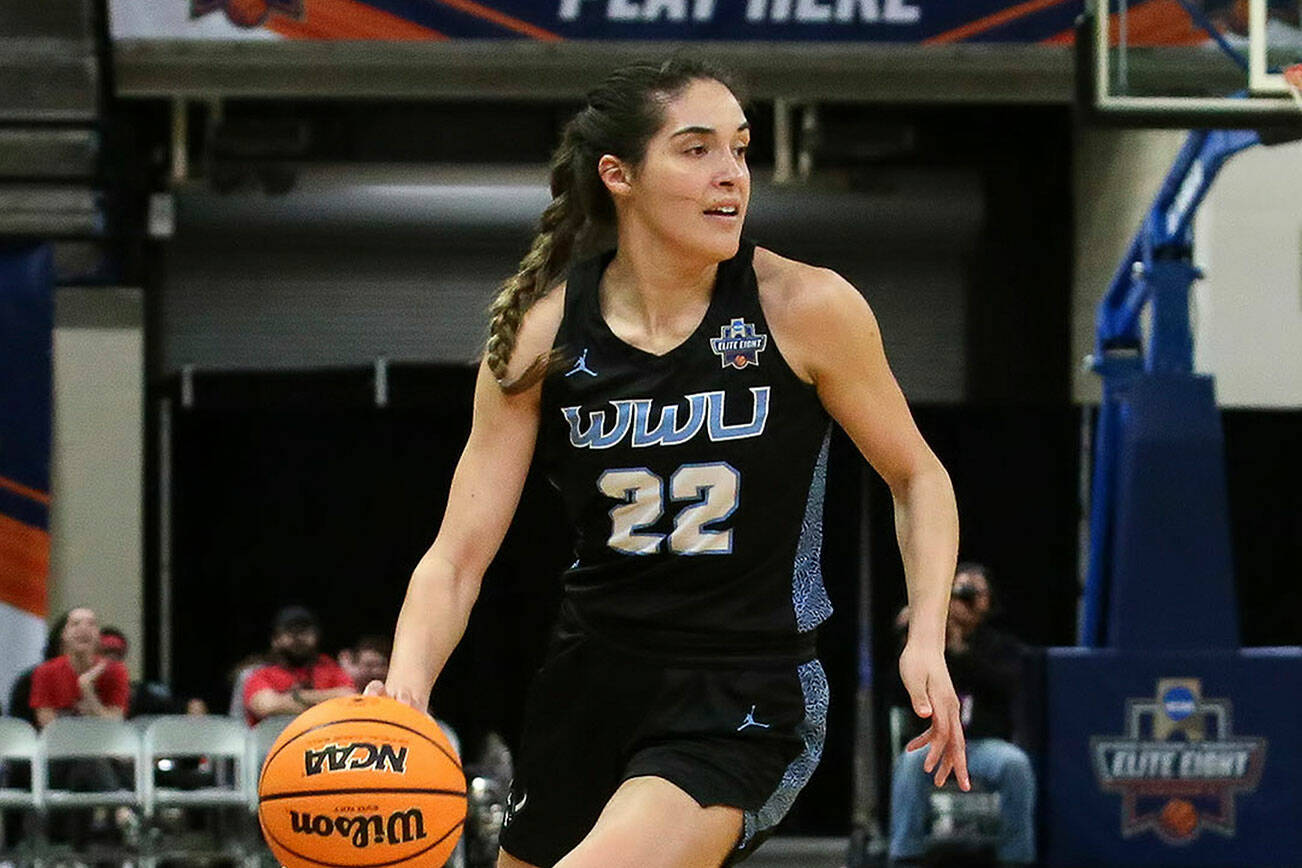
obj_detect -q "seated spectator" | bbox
[30,607,129,727]
[890,563,1036,867]
[243,606,355,725]
[98,627,207,717]
[338,635,391,692]
[28,607,132,846]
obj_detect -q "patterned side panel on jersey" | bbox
[742,659,829,845]
[792,427,833,631]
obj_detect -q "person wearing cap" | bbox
[242,606,355,725]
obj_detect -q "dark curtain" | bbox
[167,365,568,757]
[1222,410,1302,647]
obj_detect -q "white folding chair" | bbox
[38,717,141,811]
[129,714,162,732]
[140,715,254,867]
[243,715,295,814]
[141,715,249,818]
[0,718,45,857]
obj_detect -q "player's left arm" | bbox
[771,265,968,790]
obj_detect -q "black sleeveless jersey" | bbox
[538,239,833,663]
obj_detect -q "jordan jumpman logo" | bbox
[565,348,597,377]
[736,705,771,732]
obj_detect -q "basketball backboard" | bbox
[1080,0,1302,128]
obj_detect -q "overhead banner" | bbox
[0,244,54,711]
[109,0,1094,43]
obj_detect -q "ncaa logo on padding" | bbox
[710,317,768,369]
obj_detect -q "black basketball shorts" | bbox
[496,627,829,867]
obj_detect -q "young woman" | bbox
[366,57,969,868]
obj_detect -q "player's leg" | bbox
[554,775,743,868]
[498,848,542,868]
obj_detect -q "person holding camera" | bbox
[890,563,1036,867]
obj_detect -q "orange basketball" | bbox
[1159,798,1198,839]
[257,694,466,867]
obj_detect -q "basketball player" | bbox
[367,58,968,867]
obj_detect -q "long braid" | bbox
[485,138,584,394]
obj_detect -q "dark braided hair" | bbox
[485,55,745,394]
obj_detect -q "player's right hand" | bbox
[899,640,971,791]
[362,679,424,713]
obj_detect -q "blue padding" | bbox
[1107,374,1238,651]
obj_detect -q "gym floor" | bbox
[749,836,847,867]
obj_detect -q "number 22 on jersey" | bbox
[597,462,740,555]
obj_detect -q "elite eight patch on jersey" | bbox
[710,317,768,369]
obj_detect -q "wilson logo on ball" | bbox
[303,742,408,776]
[289,808,427,848]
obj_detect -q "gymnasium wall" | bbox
[1193,138,1302,409]
[1071,127,1187,405]
[1072,128,1302,410]
[48,288,145,677]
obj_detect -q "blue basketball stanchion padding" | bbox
[1045,130,1302,866]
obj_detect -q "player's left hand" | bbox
[899,641,970,790]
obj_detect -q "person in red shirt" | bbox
[29,606,129,728]
[28,606,133,846]
[243,606,354,726]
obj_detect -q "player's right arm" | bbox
[372,286,564,714]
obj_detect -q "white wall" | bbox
[48,287,144,678]
[1074,129,1302,409]
[1072,127,1188,404]
[1193,139,1302,408]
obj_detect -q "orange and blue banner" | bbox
[0,244,53,709]
[108,0,1249,45]
[110,0,1097,43]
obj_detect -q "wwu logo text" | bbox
[563,387,770,450]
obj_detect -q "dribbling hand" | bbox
[899,642,971,791]
[362,680,425,714]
